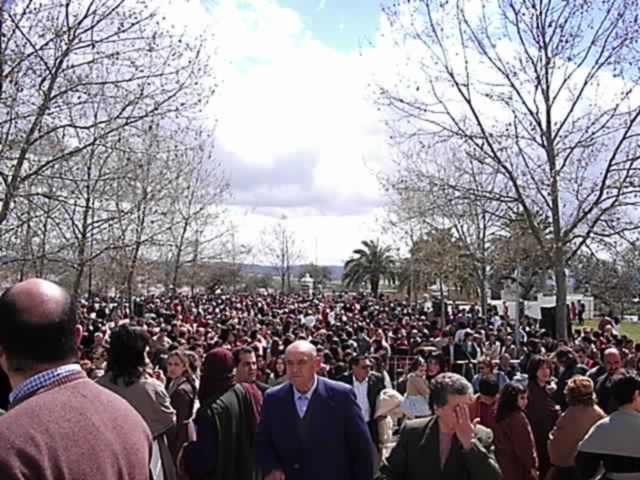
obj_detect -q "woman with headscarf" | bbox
[179,348,263,480]
[97,325,177,480]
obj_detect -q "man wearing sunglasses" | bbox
[339,354,386,458]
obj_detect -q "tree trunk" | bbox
[171,219,190,288]
[37,211,49,277]
[72,264,86,304]
[554,254,568,340]
[126,241,142,307]
[439,277,446,329]
[479,263,488,318]
[371,276,379,296]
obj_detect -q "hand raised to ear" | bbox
[454,405,474,451]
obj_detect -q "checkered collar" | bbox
[9,364,83,405]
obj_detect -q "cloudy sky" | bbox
[177,0,395,265]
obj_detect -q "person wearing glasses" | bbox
[339,354,386,455]
[472,358,508,393]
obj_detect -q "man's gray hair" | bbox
[430,372,472,408]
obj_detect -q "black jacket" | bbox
[338,371,385,444]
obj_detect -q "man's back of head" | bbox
[0,279,78,378]
[0,280,153,480]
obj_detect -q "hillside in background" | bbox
[239,264,344,281]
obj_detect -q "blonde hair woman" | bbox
[166,350,197,470]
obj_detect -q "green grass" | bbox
[583,319,640,343]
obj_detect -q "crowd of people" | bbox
[0,278,639,479]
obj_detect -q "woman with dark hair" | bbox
[525,355,560,479]
[493,382,538,480]
[547,376,605,480]
[400,356,431,418]
[552,347,588,410]
[98,325,177,480]
[180,348,263,480]
[166,350,197,471]
[425,351,446,382]
[267,355,287,386]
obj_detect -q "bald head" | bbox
[0,279,78,374]
[285,340,319,393]
[6,279,69,326]
[285,340,317,359]
[604,348,622,376]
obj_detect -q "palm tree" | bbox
[342,240,397,296]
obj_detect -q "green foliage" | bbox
[342,240,397,295]
[572,248,640,317]
[207,263,242,291]
[489,210,552,300]
[242,273,274,293]
[298,264,332,286]
[402,228,475,298]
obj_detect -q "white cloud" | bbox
[231,206,385,265]
[157,0,393,263]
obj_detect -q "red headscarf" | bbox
[197,348,263,427]
[198,348,235,403]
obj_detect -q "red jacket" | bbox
[494,410,538,480]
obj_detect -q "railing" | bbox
[388,354,522,386]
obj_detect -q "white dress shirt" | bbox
[352,375,370,421]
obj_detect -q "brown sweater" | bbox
[548,404,605,467]
[0,371,152,479]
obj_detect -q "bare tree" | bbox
[0,0,211,230]
[110,120,181,302]
[378,0,640,339]
[382,148,506,315]
[162,129,231,289]
[259,217,304,293]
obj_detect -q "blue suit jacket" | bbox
[256,376,374,480]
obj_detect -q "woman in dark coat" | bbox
[166,350,197,468]
[180,348,263,480]
[525,355,560,479]
[493,382,538,480]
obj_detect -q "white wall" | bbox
[489,294,594,321]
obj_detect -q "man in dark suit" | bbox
[454,332,480,380]
[0,279,152,479]
[595,348,623,414]
[256,340,374,480]
[442,334,457,370]
[338,354,385,449]
[377,373,501,480]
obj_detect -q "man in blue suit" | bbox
[256,340,374,480]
